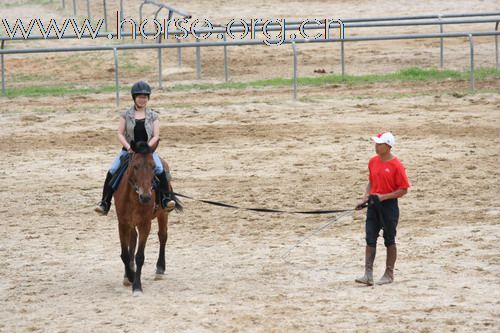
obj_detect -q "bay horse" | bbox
[113,140,182,296]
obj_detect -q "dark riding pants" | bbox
[365,198,399,248]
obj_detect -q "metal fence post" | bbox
[292,41,297,100]
[156,9,171,89]
[139,2,145,44]
[120,0,124,22]
[113,48,120,107]
[62,0,65,10]
[158,47,163,88]
[157,12,163,90]
[103,0,108,31]
[341,39,345,76]
[72,0,76,16]
[196,38,201,79]
[177,38,182,67]
[86,0,91,20]
[438,14,444,68]
[223,33,228,82]
[1,40,5,96]
[496,22,499,71]
[468,34,475,92]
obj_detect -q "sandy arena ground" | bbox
[1,1,500,332]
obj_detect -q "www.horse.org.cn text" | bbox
[1,13,345,46]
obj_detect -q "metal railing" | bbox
[2,13,498,86]
[138,0,191,88]
[56,1,191,40]
[59,0,117,29]
[2,30,499,104]
[1,9,499,101]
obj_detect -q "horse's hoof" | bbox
[154,272,165,280]
[123,278,132,286]
[132,290,143,297]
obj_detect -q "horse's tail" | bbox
[171,191,183,213]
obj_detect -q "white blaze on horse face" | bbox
[136,180,153,198]
[131,156,155,198]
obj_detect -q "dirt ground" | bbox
[1,1,500,333]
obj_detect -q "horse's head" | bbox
[128,141,155,205]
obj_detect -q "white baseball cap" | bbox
[371,131,395,147]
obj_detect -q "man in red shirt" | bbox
[355,132,410,285]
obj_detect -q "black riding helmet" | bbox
[131,81,151,100]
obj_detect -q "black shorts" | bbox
[365,198,399,247]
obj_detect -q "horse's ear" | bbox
[130,140,136,152]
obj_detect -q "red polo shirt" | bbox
[368,155,410,195]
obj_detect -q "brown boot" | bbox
[355,246,376,286]
[377,245,397,285]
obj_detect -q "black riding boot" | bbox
[157,171,175,210]
[95,171,114,216]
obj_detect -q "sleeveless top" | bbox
[121,106,159,144]
[133,119,148,143]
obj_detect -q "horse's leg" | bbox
[129,227,137,272]
[119,223,134,285]
[155,212,168,278]
[122,227,137,285]
[132,221,151,296]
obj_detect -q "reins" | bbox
[172,191,358,215]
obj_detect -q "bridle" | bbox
[126,153,154,196]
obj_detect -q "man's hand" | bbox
[355,196,369,210]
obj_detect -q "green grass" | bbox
[30,0,53,4]
[2,67,498,97]
[169,67,499,92]
[0,0,53,8]
[3,84,118,98]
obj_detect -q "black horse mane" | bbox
[130,140,151,154]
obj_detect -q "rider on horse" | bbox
[95,81,175,215]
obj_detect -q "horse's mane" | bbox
[130,141,151,154]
